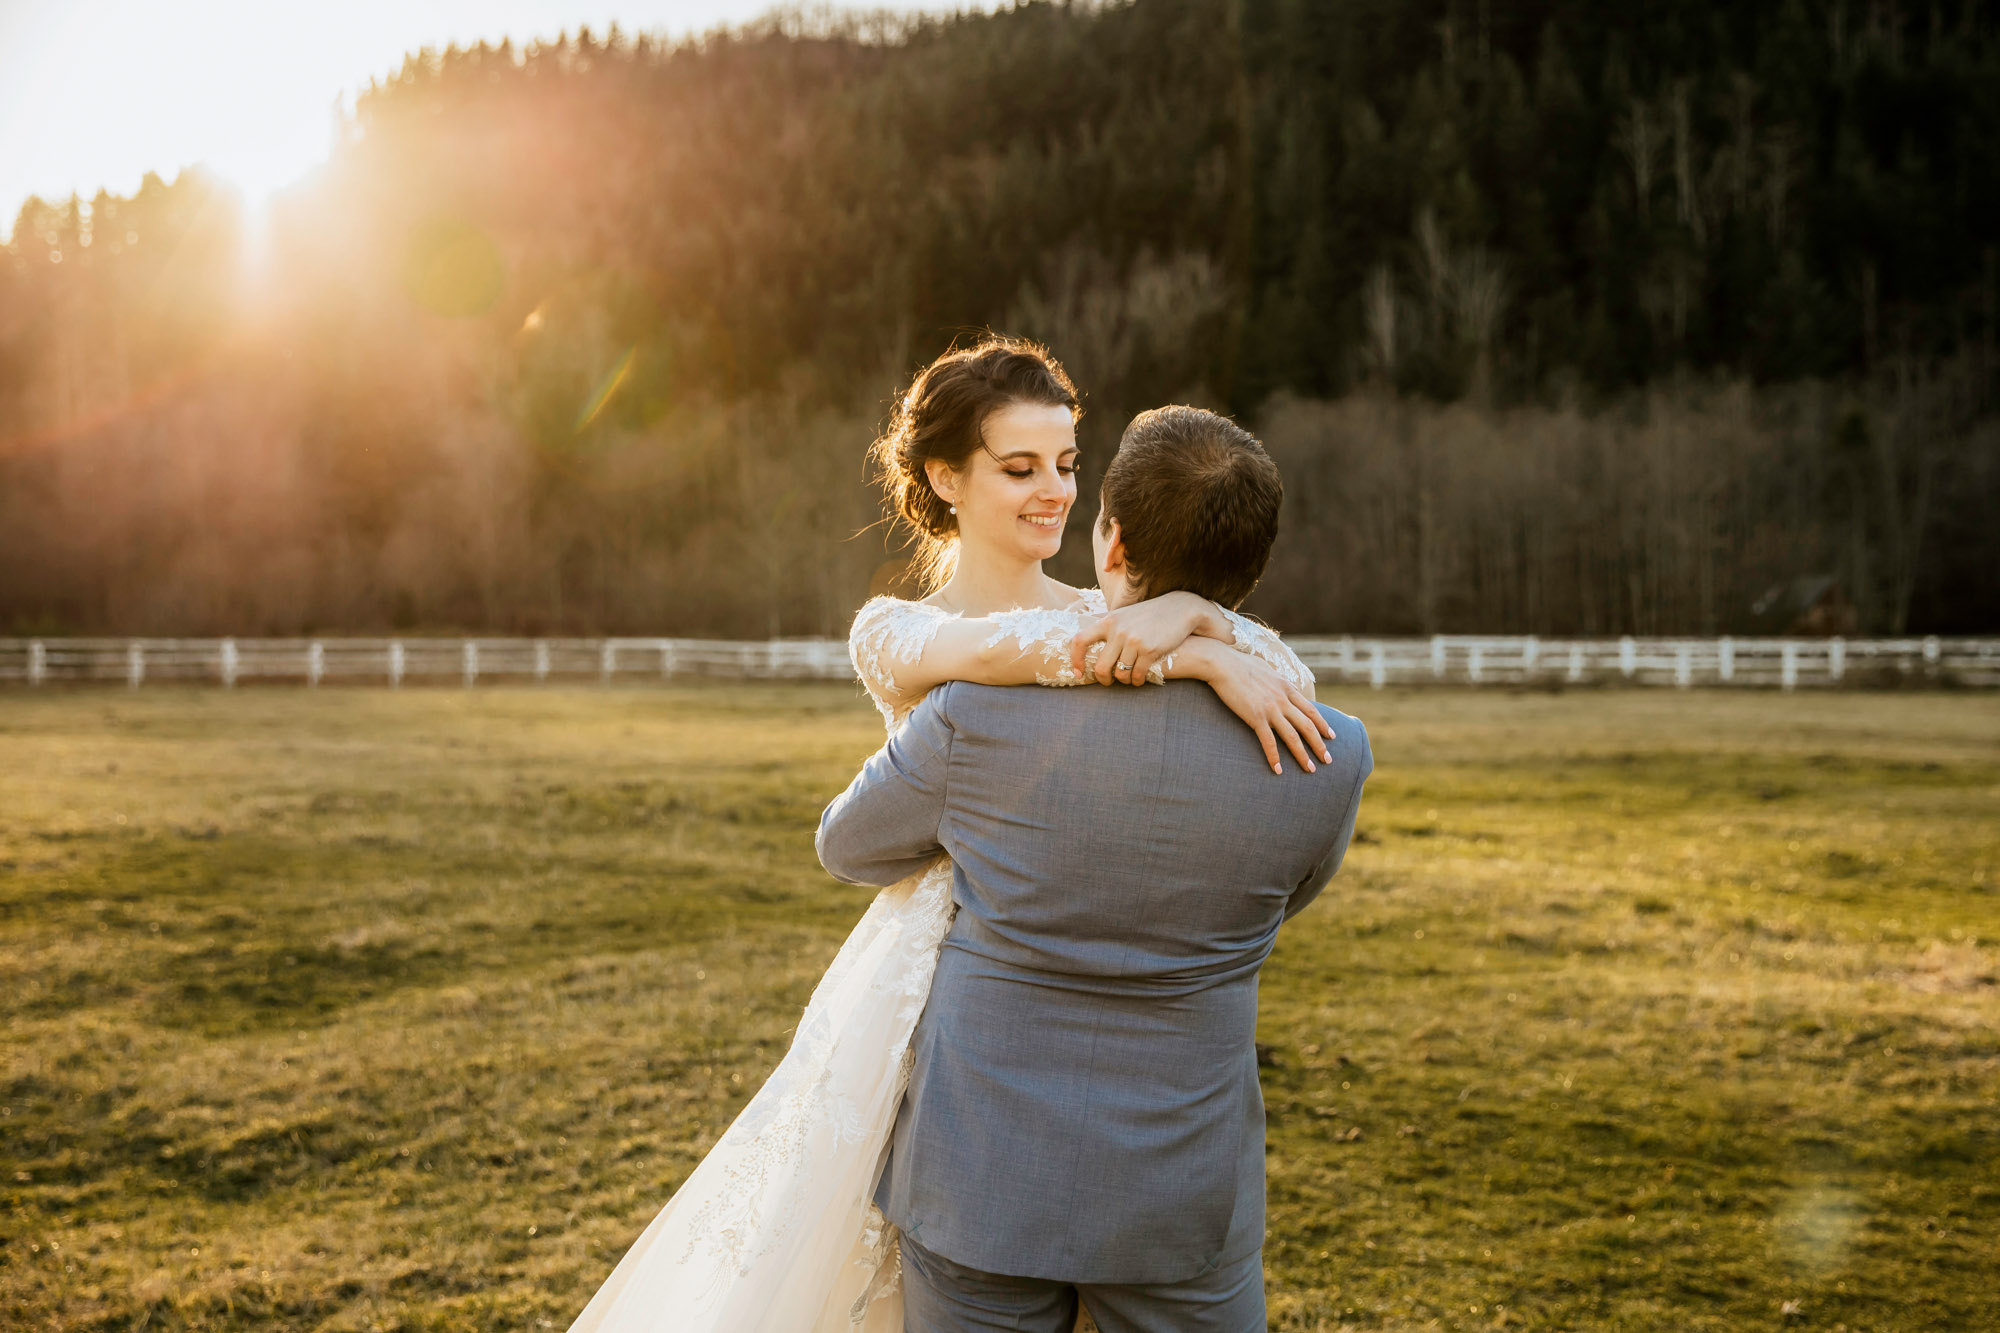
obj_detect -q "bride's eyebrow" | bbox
[980,443,1079,464]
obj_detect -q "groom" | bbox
[816,406,1372,1331]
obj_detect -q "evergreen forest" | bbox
[3,0,1996,637]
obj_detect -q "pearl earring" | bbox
[949,505,957,514]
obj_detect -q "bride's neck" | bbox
[931,545,1066,615]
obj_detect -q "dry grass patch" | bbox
[2,684,1995,1331]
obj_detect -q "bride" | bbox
[564,336,1327,1332]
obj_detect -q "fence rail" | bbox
[1285,634,2000,689]
[2,634,1995,690]
[0,637,851,688]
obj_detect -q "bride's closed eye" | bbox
[1004,464,1077,479]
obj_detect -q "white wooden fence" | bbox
[1,634,1995,690]
[0,637,851,688]
[1284,634,2000,689]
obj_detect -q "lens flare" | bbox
[1774,1183,1862,1276]
[575,346,637,433]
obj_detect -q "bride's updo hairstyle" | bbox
[869,334,1080,590]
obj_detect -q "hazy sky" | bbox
[1,0,982,228]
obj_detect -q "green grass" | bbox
[2,684,1996,1332]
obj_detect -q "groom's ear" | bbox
[1101,516,1128,572]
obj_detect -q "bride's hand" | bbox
[1174,637,1334,775]
[1069,591,1223,686]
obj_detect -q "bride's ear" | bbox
[923,457,960,510]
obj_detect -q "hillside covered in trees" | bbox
[3,0,1996,637]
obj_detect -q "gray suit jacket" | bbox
[815,679,1371,1285]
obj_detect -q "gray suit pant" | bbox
[899,1233,1265,1333]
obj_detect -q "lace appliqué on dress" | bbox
[848,597,960,730]
[1219,606,1316,694]
[979,604,1168,686]
[849,1203,903,1324]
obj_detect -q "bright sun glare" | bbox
[209,125,338,218]
[0,2,978,236]
[0,1,353,229]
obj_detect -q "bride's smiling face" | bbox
[925,401,1078,565]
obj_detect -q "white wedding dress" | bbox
[564,591,1315,1332]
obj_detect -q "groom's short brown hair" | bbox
[1099,406,1282,609]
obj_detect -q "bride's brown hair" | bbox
[869,334,1080,591]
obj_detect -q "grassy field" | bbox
[1,682,1995,1332]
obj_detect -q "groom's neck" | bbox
[1098,574,1149,611]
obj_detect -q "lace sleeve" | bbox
[1219,607,1316,694]
[848,597,959,731]
[980,606,1167,687]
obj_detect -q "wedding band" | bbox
[1117,661,1133,672]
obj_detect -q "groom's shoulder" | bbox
[924,678,1091,721]
[919,679,1146,741]
[921,684,1371,782]
[906,679,1043,726]
[1314,702,1373,787]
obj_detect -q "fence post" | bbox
[1781,641,1798,692]
[1522,635,1539,678]
[1718,636,1735,683]
[1369,642,1385,690]
[534,640,550,682]
[220,637,239,688]
[600,640,615,684]
[127,641,145,689]
[1619,636,1636,679]
[462,640,479,689]
[1675,642,1692,689]
[1923,635,1941,666]
[1567,643,1584,682]
[307,641,324,688]
[1339,636,1354,677]
[1468,644,1484,685]
[388,640,404,689]
[28,640,45,686]
[658,638,675,677]
[1431,635,1446,680]
[1828,636,1845,683]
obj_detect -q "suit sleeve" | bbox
[1283,712,1373,921]
[815,687,955,887]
